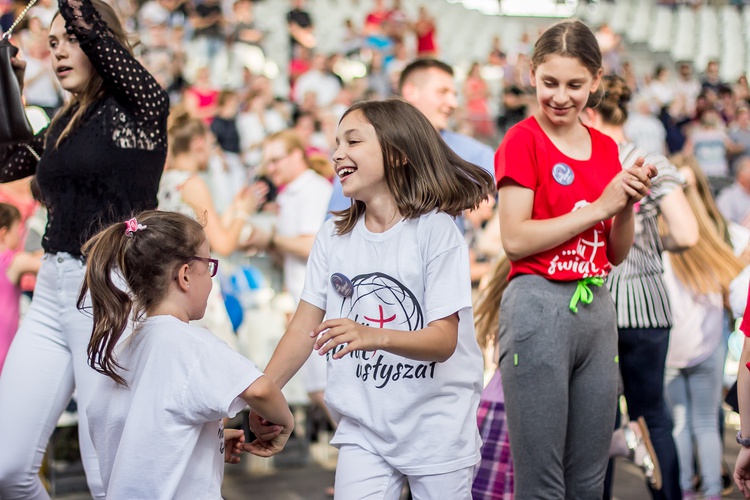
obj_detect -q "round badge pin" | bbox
[552,163,575,186]
[330,273,354,298]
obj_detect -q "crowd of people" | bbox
[6,0,750,499]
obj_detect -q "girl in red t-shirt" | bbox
[494,20,656,498]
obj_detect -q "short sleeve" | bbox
[422,216,472,323]
[300,222,332,311]
[178,341,263,425]
[495,124,538,190]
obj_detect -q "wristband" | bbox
[737,431,750,448]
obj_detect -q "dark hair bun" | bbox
[598,75,631,126]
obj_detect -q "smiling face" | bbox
[531,54,601,130]
[49,15,95,96]
[402,67,457,131]
[332,109,387,203]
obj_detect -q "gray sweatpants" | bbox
[498,275,619,500]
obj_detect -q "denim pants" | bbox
[665,345,725,497]
[604,327,682,500]
[0,254,106,499]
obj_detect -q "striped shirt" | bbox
[605,142,686,328]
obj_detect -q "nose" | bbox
[332,144,345,163]
[445,91,458,110]
[53,41,67,60]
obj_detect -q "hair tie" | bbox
[124,217,147,237]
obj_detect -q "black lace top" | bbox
[0,0,169,257]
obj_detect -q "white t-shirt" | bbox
[87,315,262,499]
[277,169,333,303]
[300,211,483,475]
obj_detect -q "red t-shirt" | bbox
[495,116,622,281]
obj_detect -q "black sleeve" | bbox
[57,0,170,120]
[0,129,46,182]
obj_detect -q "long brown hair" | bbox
[77,210,206,385]
[49,0,134,149]
[332,99,496,235]
[665,155,743,297]
[474,256,511,350]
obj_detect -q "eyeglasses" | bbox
[188,256,219,277]
[263,153,290,168]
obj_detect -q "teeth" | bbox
[338,167,356,177]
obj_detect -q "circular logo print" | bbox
[552,163,575,186]
[330,273,354,298]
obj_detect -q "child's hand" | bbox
[622,159,655,207]
[243,426,292,458]
[312,318,379,359]
[247,409,284,442]
[224,428,245,464]
[594,170,631,219]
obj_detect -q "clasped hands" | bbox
[597,158,658,219]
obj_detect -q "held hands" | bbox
[312,318,380,359]
[243,410,292,458]
[735,446,750,498]
[224,428,246,464]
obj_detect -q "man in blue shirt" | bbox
[328,58,495,227]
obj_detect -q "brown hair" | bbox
[473,256,511,350]
[167,106,207,156]
[77,210,206,385]
[670,152,731,242]
[0,203,21,231]
[398,58,454,93]
[532,20,602,77]
[264,130,313,170]
[332,98,496,235]
[665,154,743,297]
[49,0,134,149]
[590,74,631,126]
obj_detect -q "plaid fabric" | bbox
[471,390,514,499]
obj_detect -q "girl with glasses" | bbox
[78,210,294,498]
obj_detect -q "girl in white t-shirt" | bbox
[249,98,496,499]
[78,210,294,499]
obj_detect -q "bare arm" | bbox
[239,376,294,429]
[499,163,653,263]
[313,314,459,363]
[498,182,613,261]
[606,206,635,266]
[659,187,699,252]
[264,300,326,389]
[6,251,42,285]
[180,176,246,257]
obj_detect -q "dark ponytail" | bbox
[78,210,206,385]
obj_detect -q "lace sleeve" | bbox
[57,0,169,120]
[0,131,46,182]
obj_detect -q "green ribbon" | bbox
[569,277,605,313]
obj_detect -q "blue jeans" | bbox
[604,327,682,500]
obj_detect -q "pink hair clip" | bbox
[124,217,147,237]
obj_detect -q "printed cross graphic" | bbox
[364,305,396,329]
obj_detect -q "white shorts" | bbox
[334,444,475,500]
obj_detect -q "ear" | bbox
[176,263,191,292]
[529,66,536,88]
[401,82,418,101]
[589,68,604,94]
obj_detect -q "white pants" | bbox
[334,444,475,500]
[0,254,106,499]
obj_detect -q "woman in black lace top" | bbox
[0,0,168,497]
